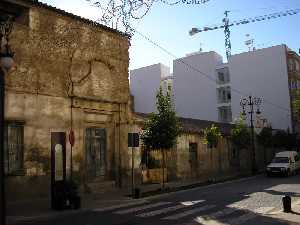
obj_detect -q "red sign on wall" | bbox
[69,130,75,147]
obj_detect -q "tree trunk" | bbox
[162,149,165,190]
[237,147,240,171]
[263,146,267,166]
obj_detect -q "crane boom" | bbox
[189,8,300,60]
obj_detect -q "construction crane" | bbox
[189,8,300,60]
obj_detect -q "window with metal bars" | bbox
[4,121,24,175]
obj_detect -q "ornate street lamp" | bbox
[0,14,14,225]
[240,95,262,174]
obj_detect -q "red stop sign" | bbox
[69,130,75,146]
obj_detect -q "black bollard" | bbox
[134,188,140,199]
[282,195,292,213]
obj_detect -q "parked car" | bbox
[266,151,300,176]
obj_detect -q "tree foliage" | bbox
[231,118,250,149]
[273,130,297,149]
[141,87,181,151]
[203,124,222,148]
[257,127,273,148]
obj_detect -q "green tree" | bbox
[203,124,222,148]
[141,87,181,188]
[231,118,251,149]
[257,127,273,164]
[230,118,251,169]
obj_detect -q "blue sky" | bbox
[41,0,300,71]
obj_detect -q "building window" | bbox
[295,60,300,72]
[218,106,232,122]
[217,86,231,103]
[216,67,230,84]
[218,72,225,83]
[289,59,295,71]
[4,122,24,175]
[290,79,297,90]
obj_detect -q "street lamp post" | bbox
[240,95,262,174]
[0,15,14,225]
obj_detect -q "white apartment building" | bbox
[130,45,300,131]
[229,45,293,130]
[130,63,171,113]
[173,51,222,122]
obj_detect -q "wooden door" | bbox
[86,128,106,180]
[189,142,198,178]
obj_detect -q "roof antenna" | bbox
[245,34,254,51]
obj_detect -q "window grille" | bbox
[4,122,24,175]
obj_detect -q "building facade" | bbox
[286,49,300,133]
[229,45,292,131]
[173,51,222,122]
[130,45,298,131]
[130,63,171,113]
[134,113,274,184]
[3,0,133,201]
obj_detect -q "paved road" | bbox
[11,174,300,225]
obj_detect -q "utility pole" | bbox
[240,95,262,174]
[0,67,6,225]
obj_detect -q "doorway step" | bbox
[83,178,116,194]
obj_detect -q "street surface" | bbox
[12,174,300,225]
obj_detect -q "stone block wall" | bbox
[4,0,131,201]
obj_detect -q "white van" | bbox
[266,151,300,176]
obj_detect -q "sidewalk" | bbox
[267,199,300,224]
[6,174,256,224]
[6,187,139,224]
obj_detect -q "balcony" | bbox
[217,86,231,104]
[216,67,230,85]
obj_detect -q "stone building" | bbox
[135,114,275,185]
[287,49,300,133]
[2,0,133,201]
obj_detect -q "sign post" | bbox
[128,133,139,198]
[69,130,75,180]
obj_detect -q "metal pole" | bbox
[70,96,73,181]
[131,146,134,197]
[249,96,257,174]
[0,68,6,225]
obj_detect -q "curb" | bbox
[141,174,263,200]
[266,199,300,216]
[7,209,89,225]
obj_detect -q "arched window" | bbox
[289,59,295,71]
[295,60,300,72]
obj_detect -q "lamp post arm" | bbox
[0,15,14,225]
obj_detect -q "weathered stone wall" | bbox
[8,3,129,101]
[176,133,233,181]
[135,123,277,184]
[5,0,131,201]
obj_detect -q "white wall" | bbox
[130,63,170,113]
[229,45,292,130]
[173,51,222,121]
[130,46,293,131]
